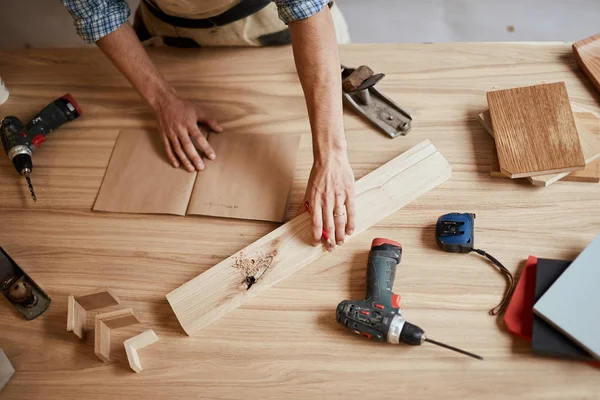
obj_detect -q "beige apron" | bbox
[138,0,351,47]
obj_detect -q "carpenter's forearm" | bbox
[288,7,346,160]
[96,23,175,109]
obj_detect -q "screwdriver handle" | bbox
[366,238,402,310]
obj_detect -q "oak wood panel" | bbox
[1,44,600,400]
[487,82,585,178]
[480,111,600,185]
[574,33,600,94]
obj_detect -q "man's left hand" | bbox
[301,152,356,250]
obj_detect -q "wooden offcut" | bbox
[573,33,600,94]
[67,288,121,339]
[166,140,452,335]
[94,308,140,363]
[487,82,585,178]
[124,330,159,373]
[479,110,600,185]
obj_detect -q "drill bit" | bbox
[23,171,37,202]
[424,338,484,360]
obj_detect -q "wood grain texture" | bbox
[573,33,600,94]
[530,112,600,186]
[480,111,600,185]
[167,140,451,335]
[2,44,600,399]
[124,330,159,373]
[487,82,585,178]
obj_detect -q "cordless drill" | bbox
[336,238,483,360]
[1,94,82,201]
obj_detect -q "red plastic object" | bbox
[391,293,401,309]
[503,256,538,340]
[371,238,402,248]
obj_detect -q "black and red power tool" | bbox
[336,238,483,360]
[1,94,82,201]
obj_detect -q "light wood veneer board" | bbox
[0,349,14,391]
[94,308,140,363]
[66,288,121,339]
[93,128,197,216]
[166,140,452,335]
[124,330,159,373]
[187,133,301,222]
[573,33,600,94]
[487,82,586,178]
[478,111,508,178]
[479,111,600,185]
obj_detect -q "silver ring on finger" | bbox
[333,211,346,217]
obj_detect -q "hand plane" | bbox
[341,65,412,138]
[0,246,51,320]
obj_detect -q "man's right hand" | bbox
[152,92,223,172]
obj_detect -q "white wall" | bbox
[0,0,598,49]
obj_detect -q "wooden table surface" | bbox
[0,43,599,400]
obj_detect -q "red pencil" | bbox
[304,201,334,248]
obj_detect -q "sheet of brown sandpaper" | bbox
[94,129,301,222]
[93,128,196,216]
[187,132,301,222]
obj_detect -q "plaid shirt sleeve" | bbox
[60,0,131,43]
[273,0,330,24]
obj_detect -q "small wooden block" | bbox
[74,288,120,310]
[124,330,159,373]
[573,33,600,94]
[67,288,121,339]
[66,295,87,339]
[487,82,586,178]
[0,349,15,391]
[94,308,139,363]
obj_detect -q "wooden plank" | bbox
[562,159,600,183]
[478,111,508,178]
[487,82,585,178]
[479,111,600,185]
[0,349,14,392]
[94,309,139,363]
[124,330,159,373]
[573,33,600,94]
[166,140,452,335]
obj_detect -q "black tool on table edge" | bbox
[0,246,51,320]
[1,93,82,201]
[336,238,483,360]
[436,212,515,315]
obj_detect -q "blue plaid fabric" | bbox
[61,1,328,43]
[273,0,330,24]
[61,0,131,43]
